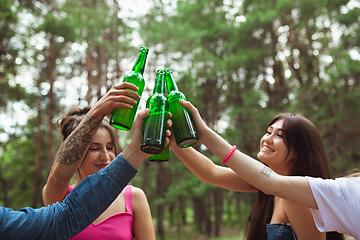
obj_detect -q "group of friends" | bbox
[0,81,359,240]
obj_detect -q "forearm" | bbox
[44,110,103,205]
[53,110,102,177]
[0,154,137,240]
[172,141,255,192]
[121,140,150,170]
[60,153,138,234]
[200,127,317,208]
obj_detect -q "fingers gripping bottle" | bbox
[141,70,169,154]
[110,46,149,130]
[165,69,198,148]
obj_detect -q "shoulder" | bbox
[130,186,147,200]
[130,186,151,213]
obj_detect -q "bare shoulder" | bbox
[130,186,147,201]
[130,186,151,215]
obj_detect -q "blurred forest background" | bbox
[1,0,359,239]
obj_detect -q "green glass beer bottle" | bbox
[141,70,169,154]
[165,69,198,148]
[148,144,169,162]
[110,46,149,130]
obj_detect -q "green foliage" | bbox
[36,13,77,41]
[0,0,26,109]
[1,136,35,208]
[1,0,360,237]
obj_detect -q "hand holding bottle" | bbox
[123,109,173,169]
[110,46,149,130]
[141,70,169,154]
[165,69,198,148]
[169,99,208,148]
[90,82,140,120]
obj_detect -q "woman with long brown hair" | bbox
[170,100,343,240]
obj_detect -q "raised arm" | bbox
[169,101,256,193]
[43,83,141,206]
[180,100,318,209]
[0,108,170,240]
[170,144,257,192]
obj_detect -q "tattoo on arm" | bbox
[55,114,101,165]
[261,166,272,177]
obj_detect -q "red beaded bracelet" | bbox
[221,145,237,164]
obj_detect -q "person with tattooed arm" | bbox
[0,82,172,240]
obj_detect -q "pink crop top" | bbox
[66,185,134,240]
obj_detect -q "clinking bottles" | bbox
[110,46,149,131]
[141,70,169,154]
[165,69,198,148]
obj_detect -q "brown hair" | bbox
[244,113,343,240]
[58,106,121,179]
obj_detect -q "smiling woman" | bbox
[169,100,344,240]
[69,114,117,182]
[42,89,157,240]
[257,119,296,176]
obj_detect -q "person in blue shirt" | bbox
[0,82,172,240]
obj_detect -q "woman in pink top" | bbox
[66,185,136,240]
[42,83,156,240]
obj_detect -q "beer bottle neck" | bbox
[132,47,149,74]
[165,70,178,93]
[154,71,165,95]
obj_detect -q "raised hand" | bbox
[178,99,209,142]
[122,110,172,169]
[91,82,141,119]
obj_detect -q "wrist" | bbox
[199,126,215,145]
[89,104,106,120]
[122,142,149,169]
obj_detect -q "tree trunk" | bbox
[205,193,212,237]
[141,160,150,191]
[213,189,223,237]
[235,192,242,226]
[31,77,42,208]
[46,35,56,174]
[86,45,94,105]
[96,45,104,101]
[192,195,206,233]
[168,202,175,226]
[0,144,8,207]
[156,163,166,239]
[178,196,186,225]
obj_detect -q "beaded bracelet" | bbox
[221,145,237,164]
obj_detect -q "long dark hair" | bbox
[244,113,344,240]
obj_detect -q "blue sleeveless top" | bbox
[266,223,297,240]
